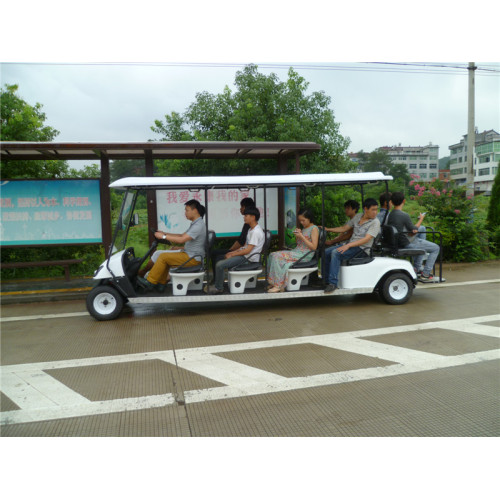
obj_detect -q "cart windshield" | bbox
[110,189,137,255]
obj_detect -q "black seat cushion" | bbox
[342,256,374,266]
[171,263,204,273]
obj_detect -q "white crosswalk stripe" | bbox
[1,314,499,426]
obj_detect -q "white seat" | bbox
[228,269,261,294]
[286,267,317,291]
[171,271,205,296]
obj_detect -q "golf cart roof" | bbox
[110,172,393,190]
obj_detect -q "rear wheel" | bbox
[379,273,413,305]
[86,285,124,320]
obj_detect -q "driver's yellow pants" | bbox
[147,252,199,285]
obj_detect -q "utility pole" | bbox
[466,62,477,198]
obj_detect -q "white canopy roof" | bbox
[109,172,392,190]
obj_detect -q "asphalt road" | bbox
[1,261,499,437]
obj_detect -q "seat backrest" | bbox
[207,230,216,253]
[381,224,399,252]
[260,230,272,264]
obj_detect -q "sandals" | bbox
[268,285,285,293]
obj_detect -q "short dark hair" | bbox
[185,199,205,218]
[243,207,260,221]
[379,192,392,207]
[390,192,405,206]
[298,208,315,224]
[344,200,360,212]
[240,197,255,208]
[362,198,378,210]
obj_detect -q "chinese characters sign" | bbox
[156,188,278,236]
[0,179,102,245]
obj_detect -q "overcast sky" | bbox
[1,2,499,167]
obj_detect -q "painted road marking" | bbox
[1,314,499,426]
[0,312,89,323]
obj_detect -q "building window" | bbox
[479,156,491,163]
[493,167,498,175]
[429,164,437,169]
[458,157,462,163]
[419,164,427,169]
[429,172,437,178]
[409,164,417,169]
[420,173,427,179]
[479,168,490,176]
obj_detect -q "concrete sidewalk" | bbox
[0,276,95,304]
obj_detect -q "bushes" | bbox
[0,245,104,280]
[408,175,491,262]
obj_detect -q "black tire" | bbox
[379,272,413,305]
[86,285,124,320]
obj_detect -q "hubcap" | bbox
[94,292,117,315]
[389,279,409,300]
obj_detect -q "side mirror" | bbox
[130,213,139,227]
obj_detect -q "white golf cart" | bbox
[86,172,434,320]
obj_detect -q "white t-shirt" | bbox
[242,224,265,262]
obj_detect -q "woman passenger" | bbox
[267,208,319,293]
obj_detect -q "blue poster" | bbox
[0,179,102,245]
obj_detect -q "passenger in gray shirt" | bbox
[387,191,440,282]
[137,199,207,292]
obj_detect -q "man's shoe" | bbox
[324,284,337,294]
[137,276,155,291]
[418,273,435,283]
[204,285,223,295]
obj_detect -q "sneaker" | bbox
[204,285,223,295]
[418,273,434,283]
[137,276,155,291]
[324,284,338,294]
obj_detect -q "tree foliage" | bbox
[1,84,71,178]
[486,162,500,253]
[151,64,351,176]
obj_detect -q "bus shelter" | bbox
[0,141,321,250]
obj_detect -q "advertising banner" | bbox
[0,179,102,246]
[156,188,278,236]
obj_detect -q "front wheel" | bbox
[86,285,124,320]
[379,273,413,305]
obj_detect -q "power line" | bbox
[2,61,499,76]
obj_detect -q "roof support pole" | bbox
[277,156,288,248]
[145,150,157,245]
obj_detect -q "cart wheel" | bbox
[379,273,413,305]
[86,285,124,320]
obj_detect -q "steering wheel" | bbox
[134,229,160,273]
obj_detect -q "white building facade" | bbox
[379,144,440,181]
[449,129,500,193]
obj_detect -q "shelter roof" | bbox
[0,141,321,161]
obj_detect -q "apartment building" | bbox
[449,129,500,193]
[378,144,440,180]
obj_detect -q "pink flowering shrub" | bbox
[409,176,488,261]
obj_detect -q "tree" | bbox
[109,159,146,182]
[486,162,500,253]
[151,64,351,176]
[0,84,69,178]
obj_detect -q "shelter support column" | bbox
[145,150,157,245]
[99,155,112,254]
